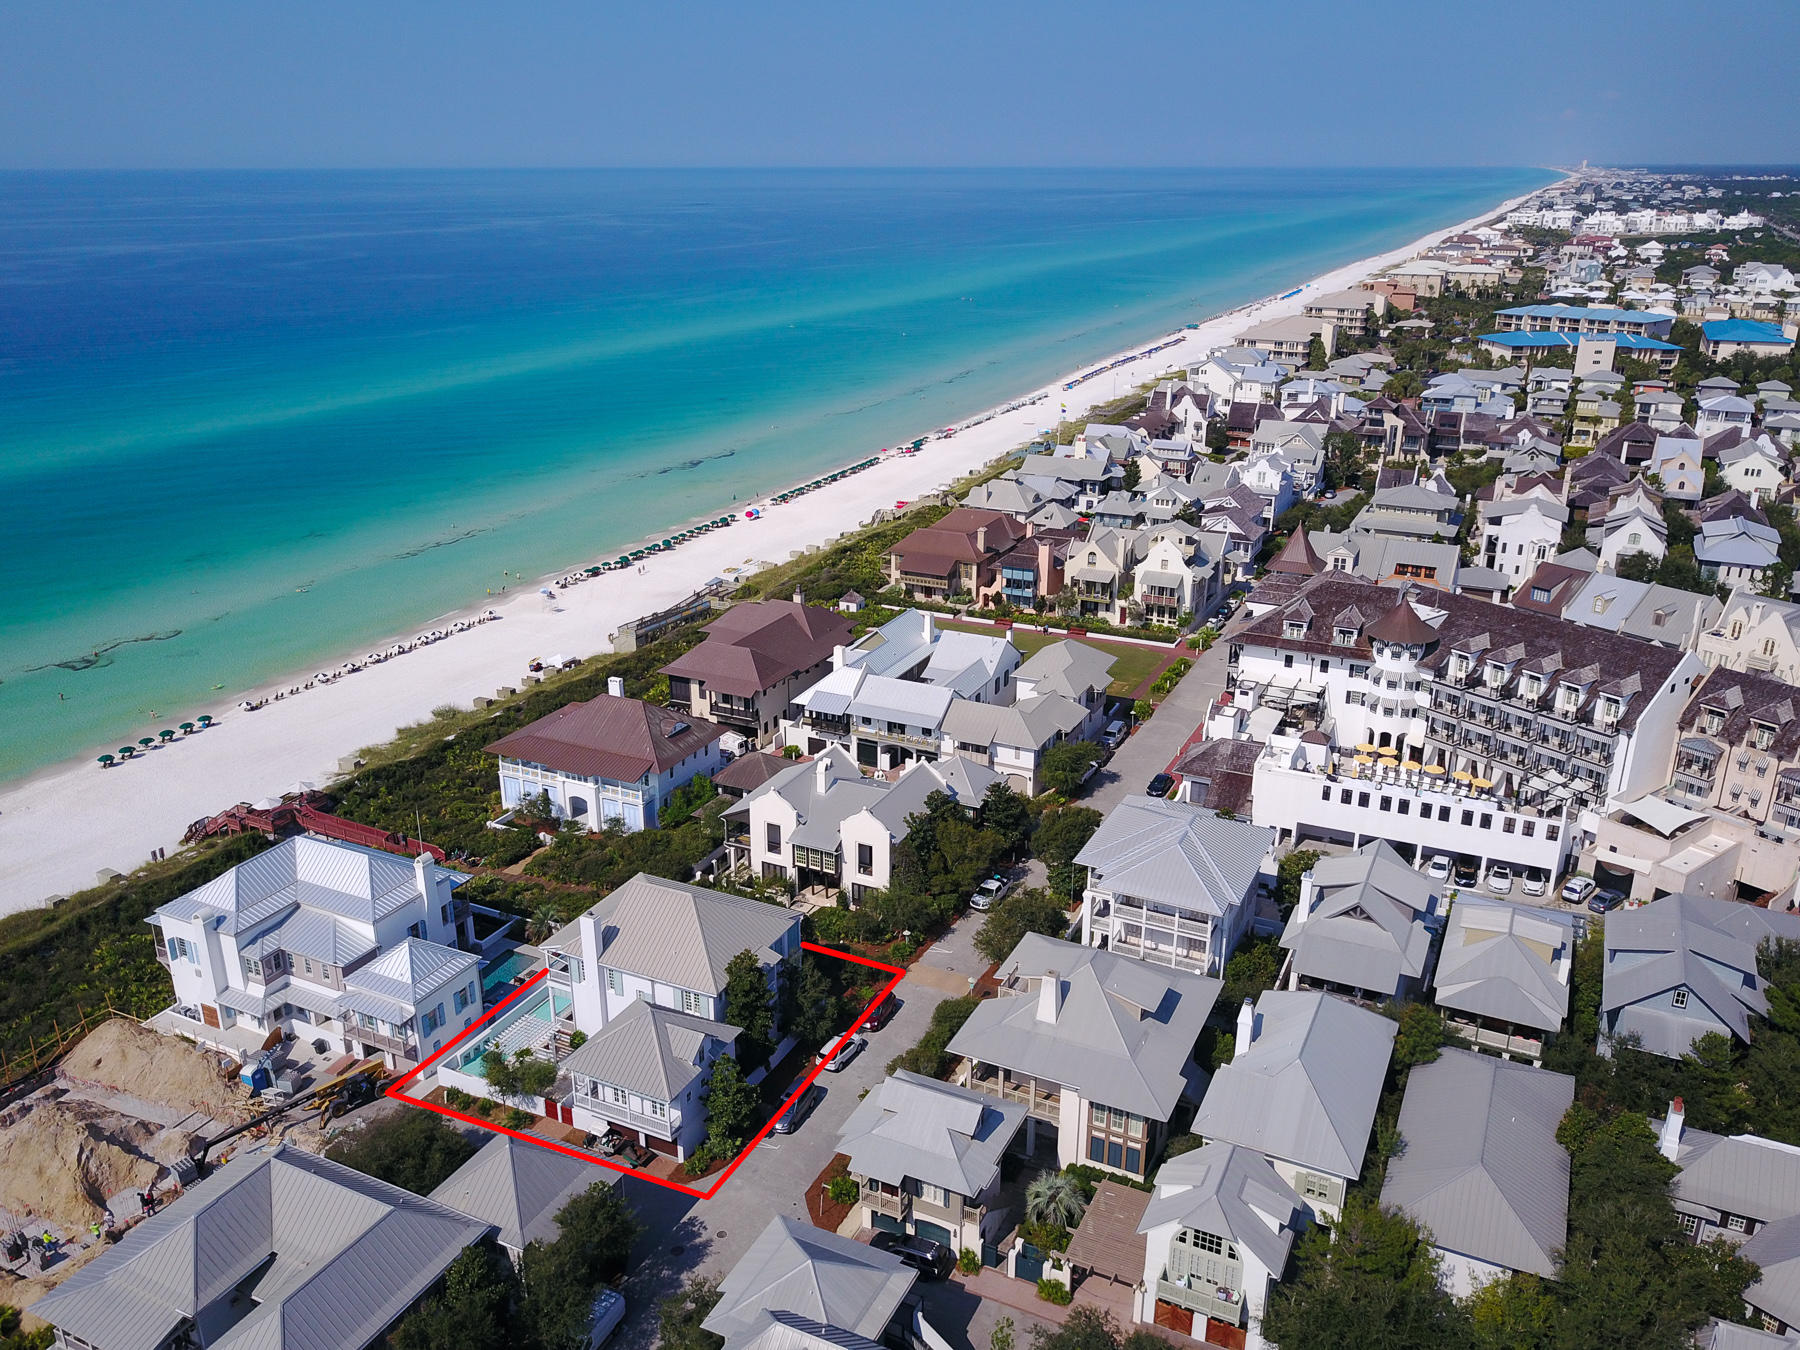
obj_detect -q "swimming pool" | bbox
[481,948,539,996]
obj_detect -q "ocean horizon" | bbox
[0,166,1552,782]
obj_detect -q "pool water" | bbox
[481,949,538,995]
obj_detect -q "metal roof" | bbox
[946,934,1219,1120]
[1379,1049,1573,1279]
[1433,900,1571,1034]
[1665,1122,1800,1226]
[835,1070,1026,1198]
[579,872,800,995]
[559,999,740,1102]
[1279,841,1437,997]
[1745,1215,1800,1329]
[343,937,476,1005]
[1138,1141,1305,1275]
[427,1132,603,1253]
[1015,639,1117,701]
[1703,319,1793,344]
[1074,795,1273,920]
[1190,990,1396,1181]
[703,1217,915,1343]
[32,1146,491,1350]
[725,1310,889,1350]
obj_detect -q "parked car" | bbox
[581,1290,627,1348]
[1486,863,1514,894]
[773,1083,822,1135]
[970,876,1011,911]
[1588,890,1626,915]
[1425,855,1451,881]
[870,1231,955,1279]
[1145,772,1175,799]
[1453,857,1480,888]
[1521,870,1549,898]
[817,1035,866,1072]
[1101,719,1128,750]
[1561,876,1597,905]
[860,993,899,1032]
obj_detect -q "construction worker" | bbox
[89,1220,102,1241]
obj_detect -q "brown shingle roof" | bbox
[1682,668,1800,763]
[891,508,1026,576]
[1064,1180,1151,1285]
[1268,526,1323,576]
[711,752,794,795]
[485,694,723,782]
[659,600,855,697]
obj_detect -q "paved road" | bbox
[611,925,969,1346]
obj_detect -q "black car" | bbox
[772,1083,822,1135]
[860,993,899,1032]
[1452,857,1479,888]
[1145,772,1175,799]
[869,1231,955,1279]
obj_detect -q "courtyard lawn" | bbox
[935,620,1176,699]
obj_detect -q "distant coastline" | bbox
[0,170,1556,910]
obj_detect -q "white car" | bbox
[817,1035,866,1072]
[1561,876,1597,905]
[1425,855,1451,881]
[1485,863,1514,894]
[1521,871,1548,898]
[970,877,1010,912]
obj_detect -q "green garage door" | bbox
[871,1212,904,1234]
[913,1219,954,1248]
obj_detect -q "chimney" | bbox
[922,611,935,642]
[1660,1098,1685,1162]
[1234,997,1256,1060]
[414,853,436,911]
[816,755,832,792]
[793,588,804,604]
[832,643,849,670]
[976,526,988,554]
[606,675,625,698]
[1036,971,1062,1025]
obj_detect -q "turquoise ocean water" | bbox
[0,168,1552,781]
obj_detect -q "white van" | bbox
[1101,720,1127,750]
[583,1289,627,1348]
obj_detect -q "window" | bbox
[609,1084,628,1106]
[454,988,468,1013]
[766,823,781,852]
[647,1101,666,1119]
[1380,796,1392,812]
[607,969,623,996]
[681,989,705,1016]
[1357,792,1370,808]
[1193,1230,1226,1255]
[440,904,450,926]
[1340,789,1352,804]
[1672,989,1689,1010]
[1480,813,1492,830]
[1284,620,1308,639]
[1399,800,1411,816]
[1088,1136,1106,1163]
[1677,1211,1700,1237]
[1299,1172,1335,1202]
[915,1182,948,1206]
[857,843,873,875]
[1727,1213,1748,1233]
[1462,809,1474,827]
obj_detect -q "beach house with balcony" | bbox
[836,1070,1027,1253]
[1130,1142,1307,1350]
[886,507,1028,600]
[1479,496,1568,588]
[1013,639,1115,738]
[659,599,855,745]
[1277,840,1440,1003]
[1188,991,1396,1223]
[1698,591,1800,684]
[1669,666,1800,831]
[1379,1050,1574,1296]
[146,836,478,1067]
[1432,899,1572,1064]
[486,683,724,832]
[1075,795,1275,978]
[1696,516,1782,591]
[784,666,955,771]
[947,934,1219,1181]
[839,607,1021,702]
[725,746,997,899]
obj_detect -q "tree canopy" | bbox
[324,1108,476,1196]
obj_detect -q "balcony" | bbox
[576,1089,681,1139]
[1156,1277,1244,1321]
[866,1188,910,1220]
[965,1063,1061,1122]
[346,1025,419,1059]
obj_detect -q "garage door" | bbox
[913,1219,954,1248]
[870,1213,904,1235]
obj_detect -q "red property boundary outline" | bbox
[386,940,906,1199]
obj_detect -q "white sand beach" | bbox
[0,184,1548,913]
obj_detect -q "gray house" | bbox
[1189,990,1397,1222]
[428,1132,608,1264]
[1600,894,1800,1058]
[1278,839,1440,1001]
[1432,899,1572,1063]
[33,1145,493,1350]
[1380,1048,1574,1296]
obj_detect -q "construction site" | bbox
[0,1016,393,1320]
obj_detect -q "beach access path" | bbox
[0,184,1549,914]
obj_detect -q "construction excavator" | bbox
[192,1059,389,1174]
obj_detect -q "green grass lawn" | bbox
[936,620,1173,698]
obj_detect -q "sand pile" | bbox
[0,1097,199,1230]
[57,1018,252,1122]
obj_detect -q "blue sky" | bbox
[4,0,1797,169]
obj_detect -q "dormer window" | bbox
[1523,674,1543,698]
[1705,708,1726,735]
[1284,620,1308,639]
[1598,697,1622,724]
[1334,626,1358,646]
[1485,662,1507,687]
[1755,722,1777,751]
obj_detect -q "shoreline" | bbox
[0,179,1552,913]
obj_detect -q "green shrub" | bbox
[442,1087,471,1109]
[959,1247,982,1275]
[503,1108,536,1130]
[683,1141,717,1177]
[827,1174,860,1207]
[568,1030,586,1050]
[1036,1277,1072,1305]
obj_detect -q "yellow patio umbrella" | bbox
[1354,754,1374,765]
[1402,759,1423,771]
[1424,764,1447,776]
[1379,755,1398,766]
[1472,777,1495,790]
[1451,768,1473,782]
[1355,742,1378,753]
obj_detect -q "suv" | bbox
[869,1231,955,1279]
[1101,720,1128,750]
[970,877,1010,912]
[1561,876,1597,906]
[860,993,899,1032]
[773,1083,822,1135]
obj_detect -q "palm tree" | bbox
[1024,1172,1087,1230]
[526,902,562,944]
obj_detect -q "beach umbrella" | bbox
[180,721,195,733]
[1451,769,1473,782]
[138,737,155,749]
[198,714,213,726]
[1353,754,1373,765]
[1472,777,1494,790]
[119,746,136,758]
[1354,742,1377,753]
[1424,764,1446,776]
[158,729,176,743]
[1402,759,1423,771]
[98,754,114,767]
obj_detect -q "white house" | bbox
[486,682,725,832]
[1717,436,1787,505]
[1480,498,1569,588]
[1597,485,1669,573]
[146,836,479,1068]
[1695,517,1782,591]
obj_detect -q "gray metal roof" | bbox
[1279,841,1437,997]
[427,1132,605,1253]
[343,937,476,1006]
[1701,1319,1800,1350]
[946,934,1219,1120]
[1015,640,1117,702]
[836,1070,1026,1199]
[559,999,740,1102]
[1379,1049,1573,1279]
[1664,1121,1800,1225]
[1190,991,1396,1180]
[941,692,1088,754]
[1074,795,1273,921]
[1745,1216,1800,1330]
[32,1145,491,1350]
[1138,1141,1305,1274]
[704,1217,915,1343]
[724,1310,888,1350]
[581,873,800,996]
[1433,900,1571,1033]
